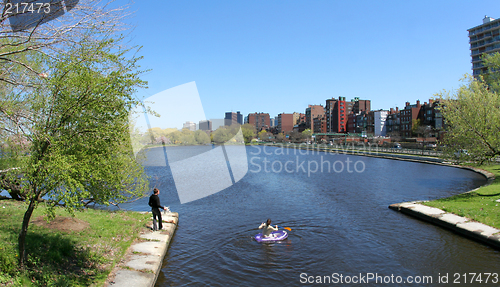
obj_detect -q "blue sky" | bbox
[126,0,498,121]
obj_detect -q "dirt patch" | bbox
[32,216,90,232]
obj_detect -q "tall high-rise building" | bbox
[199,120,212,131]
[237,111,243,125]
[224,111,243,126]
[325,97,352,133]
[210,119,225,130]
[468,16,500,77]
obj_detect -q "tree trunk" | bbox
[18,198,36,268]
[0,169,25,201]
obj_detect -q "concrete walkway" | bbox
[105,211,179,287]
[389,202,500,249]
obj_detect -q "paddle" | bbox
[278,225,292,231]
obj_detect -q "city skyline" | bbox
[126,1,498,120]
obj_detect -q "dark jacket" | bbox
[149,194,162,209]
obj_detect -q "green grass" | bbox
[0,200,149,286]
[424,164,500,229]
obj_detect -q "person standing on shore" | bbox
[149,188,167,231]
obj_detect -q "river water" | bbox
[122,145,500,286]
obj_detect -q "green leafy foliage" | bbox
[437,74,500,163]
[1,36,151,268]
[481,52,500,93]
[241,124,257,143]
[20,37,149,212]
[302,129,312,139]
[212,125,242,144]
[257,129,269,140]
[194,130,210,144]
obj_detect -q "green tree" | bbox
[194,130,210,145]
[168,130,182,144]
[212,126,232,144]
[411,119,422,137]
[289,131,302,143]
[437,74,500,163]
[3,38,149,268]
[411,119,426,137]
[302,129,312,140]
[481,52,500,93]
[276,133,285,142]
[258,129,269,141]
[240,123,256,143]
[180,129,196,145]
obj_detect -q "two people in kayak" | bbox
[258,218,279,237]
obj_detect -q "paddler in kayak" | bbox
[258,218,279,237]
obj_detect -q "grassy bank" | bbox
[424,164,500,229]
[0,200,149,286]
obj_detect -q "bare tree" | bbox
[1,0,132,89]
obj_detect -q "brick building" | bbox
[313,115,327,133]
[305,105,324,130]
[326,97,353,133]
[247,112,270,131]
[400,101,422,137]
[277,113,294,133]
[386,108,400,135]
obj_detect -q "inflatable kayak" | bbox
[255,230,288,242]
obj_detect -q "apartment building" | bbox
[386,108,400,135]
[305,105,324,130]
[247,112,270,131]
[313,115,327,133]
[399,101,422,137]
[468,16,500,76]
[325,97,352,133]
[277,113,294,133]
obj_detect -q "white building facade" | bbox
[374,110,388,137]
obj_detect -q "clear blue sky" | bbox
[126,0,498,121]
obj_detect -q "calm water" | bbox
[122,145,500,286]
